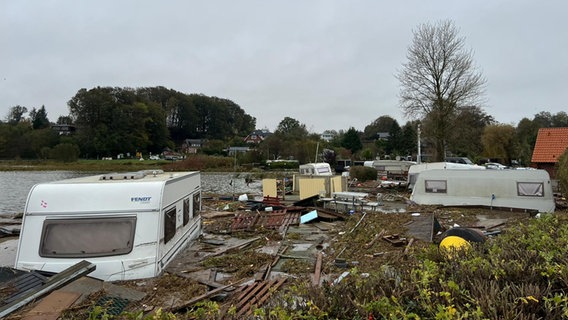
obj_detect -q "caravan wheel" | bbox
[439,227,485,256]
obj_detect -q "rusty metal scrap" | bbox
[234,278,287,318]
[230,209,300,232]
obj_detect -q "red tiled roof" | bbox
[531,127,568,163]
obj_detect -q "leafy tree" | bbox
[399,121,418,157]
[363,116,397,140]
[341,127,363,155]
[50,143,80,162]
[56,116,73,125]
[557,149,568,196]
[29,105,50,129]
[275,117,308,139]
[6,105,28,124]
[386,121,402,156]
[360,148,374,160]
[551,111,568,127]
[24,128,59,158]
[481,124,517,164]
[0,121,32,158]
[397,20,486,161]
[321,148,336,164]
[448,106,494,159]
[516,117,540,166]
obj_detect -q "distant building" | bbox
[531,127,568,179]
[182,139,207,154]
[376,132,390,140]
[51,124,76,135]
[320,130,336,142]
[244,129,271,144]
[226,146,251,156]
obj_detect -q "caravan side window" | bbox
[39,217,136,258]
[193,193,201,216]
[183,198,190,226]
[164,207,176,243]
[517,182,544,197]
[425,180,447,193]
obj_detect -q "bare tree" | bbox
[397,20,486,161]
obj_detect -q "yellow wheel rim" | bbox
[439,235,472,257]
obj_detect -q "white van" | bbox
[15,170,202,281]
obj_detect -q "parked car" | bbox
[484,162,509,170]
[445,157,474,165]
[149,155,160,160]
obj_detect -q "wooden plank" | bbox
[22,290,81,320]
[243,278,287,317]
[364,229,386,249]
[313,252,323,287]
[170,278,249,313]
[0,260,96,319]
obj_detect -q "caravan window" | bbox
[183,198,190,226]
[317,167,331,174]
[39,217,136,258]
[425,180,447,193]
[164,207,176,243]
[517,182,544,197]
[193,193,201,216]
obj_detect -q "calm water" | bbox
[0,171,262,215]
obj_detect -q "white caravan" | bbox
[299,163,333,176]
[15,170,202,281]
[407,162,486,190]
[410,169,555,213]
[371,160,416,178]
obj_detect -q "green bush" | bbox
[349,166,377,182]
[263,160,300,170]
[557,149,568,196]
[260,215,568,319]
[49,143,80,162]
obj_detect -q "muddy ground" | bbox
[4,181,565,319]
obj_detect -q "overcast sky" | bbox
[2,1,567,133]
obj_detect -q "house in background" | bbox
[244,129,271,144]
[531,127,568,179]
[320,130,336,142]
[51,124,76,135]
[182,139,207,154]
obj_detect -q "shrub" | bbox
[557,149,568,196]
[349,166,377,181]
[49,143,80,162]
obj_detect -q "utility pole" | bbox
[417,124,422,164]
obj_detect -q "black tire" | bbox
[440,227,486,243]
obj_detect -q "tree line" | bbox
[0,86,256,160]
[1,86,566,167]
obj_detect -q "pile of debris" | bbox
[0,193,545,319]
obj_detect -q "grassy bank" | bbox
[0,159,168,172]
[0,156,298,181]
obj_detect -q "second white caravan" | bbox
[410,169,555,213]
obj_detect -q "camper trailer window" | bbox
[164,207,176,243]
[193,193,201,216]
[39,217,136,258]
[317,167,331,174]
[425,180,447,193]
[183,198,190,226]
[517,182,544,197]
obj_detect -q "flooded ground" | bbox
[0,171,262,215]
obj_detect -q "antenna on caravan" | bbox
[315,142,319,163]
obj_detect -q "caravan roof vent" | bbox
[99,172,146,180]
